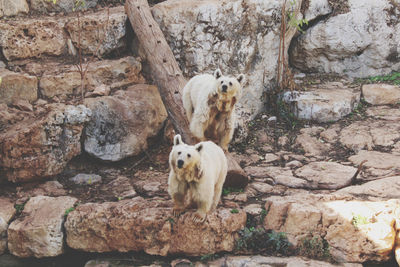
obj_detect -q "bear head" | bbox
[169,134,203,182]
[213,69,246,113]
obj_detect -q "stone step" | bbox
[0,6,126,61]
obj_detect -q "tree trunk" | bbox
[125,0,248,188]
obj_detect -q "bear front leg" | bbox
[190,118,206,141]
[168,173,187,217]
[220,119,234,151]
[171,192,186,218]
[192,200,210,223]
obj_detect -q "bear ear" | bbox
[214,69,222,79]
[173,134,183,146]
[236,74,246,86]
[195,143,203,153]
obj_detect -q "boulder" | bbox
[0,104,91,182]
[0,0,28,17]
[362,84,400,105]
[152,0,302,131]
[65,197,246,256]
[348,150,400,178]
[366,106,400,121]
[264,194,398,263]
[295,130,331,158]
[37,56,144,99]
[30,0,98,13]
[283,85,360,122]
[0,69,38,105]
[0,16,66,60]
[8,196,77,258]
[291,0,400,78]
[65,6,127,56]
[70,173,102,185]
[337,176,400,199]
[84,85,167,161]
[0,198,15,255]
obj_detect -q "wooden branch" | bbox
[125,0,248,188]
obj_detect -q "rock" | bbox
[12,100,33,112]
[249,182,274,194]
[243,204,262,216]
[65,197,246,256]
[105,176,137,200]
[0,69,37,105]
[283,86,360,122]
[36,56,145,99]
[0,104,91,182]
[0,0,29,17]
[133,170,168,197]
[295,131,331,158]
[263,153,279,164]
[0,198,15,255]
[84,85,167,161]
[294,162,357,190]
[348,150,400,177]
[336,176,400,199]
[8,196,77,258]
[152,0,302,132]
[0,17,66,60]
[362,84,400,105]
[366,106,400,121]
[65,6,127,56]
[246,166,308,188]
[70,173,102,185]
[320,125,340,143]
[205,255,362,267]
[291,0,400,78]
[285,160,303,168]
[30,0,97,13]
[16,181,67,200]
[340,120,400,152]
[304,0,332,21]
[264,194,398,263]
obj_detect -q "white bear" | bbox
[168,134,228,223]
[182,69,245,150]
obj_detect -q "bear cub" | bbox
[168,134,228,223]
[182,69,245,150]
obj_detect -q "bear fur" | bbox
[168,134,228,223]
[182,69,245,150]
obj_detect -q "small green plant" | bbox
[65,207,75,216]
[230,209,239,214]
[166,217,175,225]
[368,72,400,85]
[287,0,309,33]
[260,208,268,223]
[298,235,331,261]
[200,253,218,262]
[222,187,244,196]
[265,230,291,254]
[352,213,369,229]
[14,203,25,214]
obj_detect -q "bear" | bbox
[168,134,228,223]
[182,69,245,150]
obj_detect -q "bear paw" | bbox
[172,208,184,218]
[191,212,207,224]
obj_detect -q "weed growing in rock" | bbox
[222,187,244,196]
[352,213,369,229]
[369,72,400,85]
[14,203,25,214]
[297,234,332,261]
[230,209,239,214]
[200,253,219,262]
[65,207,75,216]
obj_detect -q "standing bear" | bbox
[168,134,228,223]
[182,69,245,150]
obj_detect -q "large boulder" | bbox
[84,85,167,161]
[0,0,29,17]
[65,197,246,256]
[0,198,15,255]
[8,196,77,258]
[65,6,127,56]
[291,0,400,77]
[30,0,98,13]
[0,104,91,182]
[362,84,400,105]
[0,68,38,104]
[152,0,303,130]
[264,194,398,263]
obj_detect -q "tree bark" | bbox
[125,0,248,188]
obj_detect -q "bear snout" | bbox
[177,159,184,168]
[222,84,228,92]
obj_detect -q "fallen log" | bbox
[125,0,248,188]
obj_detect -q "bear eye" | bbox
[178,152,181,155]
[229,82,232,86]
[220,81,223,84]
[187,154,191,158]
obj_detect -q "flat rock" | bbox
[0,68,37,105]
[16,181,67,200]
[70,173,102,185]
[283,87,360,122]
[264,194,398,263]
[0,0,29,17]
[295,131,331,158]
[349,150,400,172]
[8,196,77,258]
[65,6,127,55]
[84,85,167,161]
[0,16,66,60]
[65,197,246,256]
[294,162,357,190]
[366,106,400,121]
[0,198,15,255]
[105,176,137,200]
[340,120,400,151]
[362,84,400,105]
[0,104,91,182]
[30,0,97,13]
[133,170,168,197]
[336,176,400,199]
